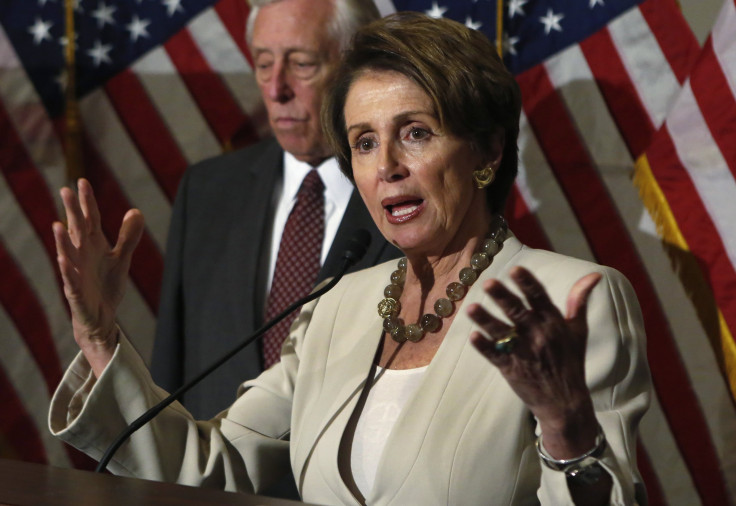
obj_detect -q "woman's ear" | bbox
[486,130,505,168]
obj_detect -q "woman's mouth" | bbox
[391,203,419,217]
[383,198,424,224]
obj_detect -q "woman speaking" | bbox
[49,12,650,505]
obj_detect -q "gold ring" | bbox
[495,328,518,354]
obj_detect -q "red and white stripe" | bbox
[0,0,262,466]
[639,1,736,500]
[505,0,735,504]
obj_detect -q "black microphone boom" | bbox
[95,230,372,473]
[341,228,371,265]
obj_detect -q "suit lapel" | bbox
[226,140,283,331]
[292,263,392,503]
[294,237,524,503]
[367,235,524,504]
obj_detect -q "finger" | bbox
[52,220,79,266]
[565,272,602,322]
[77,178,102,235]
[59,185,85,248]
[113,209,145,264]
[53,222,81,293]
[484,278,534,328]
[467,301,522,364]
[466,302,511,337]
[510,267,561,319]
[469,331,513,367]
[56,251,81,296]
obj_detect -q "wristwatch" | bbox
[536,428,607,485]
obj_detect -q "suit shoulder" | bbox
[326,259,399,298]
[186,138,282,183]
[511,244,632,289]
[308,259,397,326]
[347,257,400,280]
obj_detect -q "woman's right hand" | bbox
[52,179,144,377]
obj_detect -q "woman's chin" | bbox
[388,232,436,258]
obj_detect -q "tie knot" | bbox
[300,169,324,195]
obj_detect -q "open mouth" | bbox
[383,198,424,223]
[386,200,422,217]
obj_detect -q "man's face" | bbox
[251,0,339,166]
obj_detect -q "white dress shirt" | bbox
[266,152,355,291]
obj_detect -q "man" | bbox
[152,0,398,419]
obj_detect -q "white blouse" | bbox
[350,365,428,497]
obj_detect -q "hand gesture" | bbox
[52,179,144,377]
[467,266,602,458]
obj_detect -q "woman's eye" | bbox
[353,137,376,152]
[408,127,430,140]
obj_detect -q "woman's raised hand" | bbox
[467,266,602,459]
[52,179,144,377]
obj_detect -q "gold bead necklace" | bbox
[378,216,507,343]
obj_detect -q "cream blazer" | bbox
[49,235,651,505]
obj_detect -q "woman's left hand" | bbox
[467,266,602,458]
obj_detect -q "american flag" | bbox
[378,0,736,503]
[0,0,265,467]
[633,0,736,500]
[0,0,734,504]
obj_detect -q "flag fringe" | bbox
[634,153,736,405]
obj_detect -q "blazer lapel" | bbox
[294,236,524,503]
[293,262,394,503]
[367,235,524,504]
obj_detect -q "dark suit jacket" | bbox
[152,138,400,419]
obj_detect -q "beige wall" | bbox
[680,0,723,43]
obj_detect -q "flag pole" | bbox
[64,0,83,182]
[496,0,503,57]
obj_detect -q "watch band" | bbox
[536,426,607,483]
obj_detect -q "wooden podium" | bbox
[0,458,306,505]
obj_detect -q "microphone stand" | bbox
[95,237,368,473]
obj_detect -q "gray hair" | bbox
[245,0,380,52]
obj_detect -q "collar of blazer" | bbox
[291,235,525,501]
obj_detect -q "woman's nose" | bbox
[377,143,408,182]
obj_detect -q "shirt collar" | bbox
[282,151,354,209]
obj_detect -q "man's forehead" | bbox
[250,0,336,50]
[251,23,335,53]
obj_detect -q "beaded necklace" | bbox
[378,216,507,343]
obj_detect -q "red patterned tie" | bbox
[262,169,325,368]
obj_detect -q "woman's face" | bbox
[345,70,490,258]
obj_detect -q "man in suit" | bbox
[151,0,398,420]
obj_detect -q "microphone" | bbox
[340,228,371,265]
[95,230,372,473]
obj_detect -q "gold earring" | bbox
[472,165,495,189]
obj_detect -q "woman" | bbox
[49,12,650,505]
